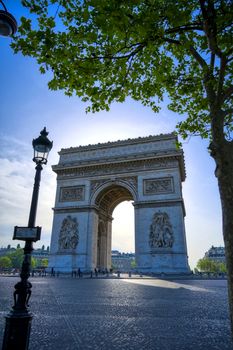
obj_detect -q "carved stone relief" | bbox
[149,212,174,249]
[119,176,137,192]
[144,177,173,195]
[58,216,79,250]
[60,186,85,202]
[90,176,137,197]
[57,159,177,179]
[90,179,110,197]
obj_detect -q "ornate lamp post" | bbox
[0,0,17,37]
[2,128,53,350]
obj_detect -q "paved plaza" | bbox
[0,276,232,350]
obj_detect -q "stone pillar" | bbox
[135,202,190,273]
[134,205,151,270]
[86,209,99,270]
[106,219,112,270]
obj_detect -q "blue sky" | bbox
[0,1,224,268]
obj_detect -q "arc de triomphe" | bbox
[48,133,190,273]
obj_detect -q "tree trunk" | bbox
[210,139,233,336]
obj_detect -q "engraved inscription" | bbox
[144,177,173,195]
[60,186,85,202]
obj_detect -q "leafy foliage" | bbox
[40,258,48,267]
[0,256,12,269]
[13,0,233,139]
[7,248,24,268]
[31,256,37,268]
[196,257,227,273]
[3,248,38,269]
[130,259,137,269]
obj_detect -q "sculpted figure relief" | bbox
[60,186,85,201]
[149,212,174,249]
[144,178,173,195]
[59,216,79,250]
[90,179,109,196]
[58,159,175,179]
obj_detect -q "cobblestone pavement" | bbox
[0,276,232,350]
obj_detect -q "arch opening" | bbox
[112,201,135,253]
[95,184,134,215]
[95,184,134,270]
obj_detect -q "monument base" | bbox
[48,253,87,273]
[136,251,190,274]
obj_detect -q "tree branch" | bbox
[223,109,233,118]
[163,37,181,45]
[189,45,208,69]
[217,56,227,102]
[226,54,233,63]
[199,0,223,57]
[221,85,233,103]
[90,42,146,61]
[166,23,203,34]
[210,52,215,72]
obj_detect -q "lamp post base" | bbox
[2,311,32,350]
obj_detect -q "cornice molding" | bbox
[59,133,177,155]
[54,149,184,168]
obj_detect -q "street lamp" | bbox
[0,0,17,36]
[2,128,53,350]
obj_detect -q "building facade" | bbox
[205,246,225,263]
[111,251,135,271]
[49,133,190,274]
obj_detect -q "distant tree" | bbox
[7,244,11,250]
[197,258,216,272]
[130,260,137,269]
[41,258,48,267]
[41,245,45,251]
[17,244,21,249]
[31,257,37,269]
[218,262,227,273]
[0,256,12,269]
[196,257,226,273]
[46,246,50,252]
[7,249,37,270]
[7,248,24,269]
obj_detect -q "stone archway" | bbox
[93,183,135,270]
[49,134,190,274]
